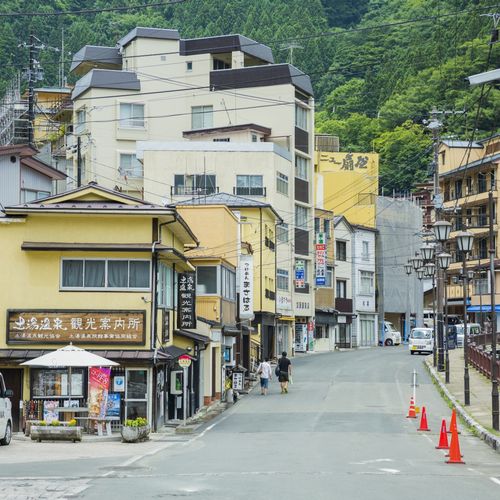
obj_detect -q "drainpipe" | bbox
[260,208,263,359]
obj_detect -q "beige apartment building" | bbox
[439,135,500,330]
[68,27,315,354]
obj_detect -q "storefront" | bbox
[314,309,338,351]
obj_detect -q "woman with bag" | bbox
[256,357,272,395]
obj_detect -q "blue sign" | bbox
[315,277,326,286]
[106,393,121,417]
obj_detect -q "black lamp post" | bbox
[438,252,452,383]
[456,230,474,406]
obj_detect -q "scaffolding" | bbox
[0,74,28,146]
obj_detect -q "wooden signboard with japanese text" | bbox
[177,273,196,330]
[7,310,146,345]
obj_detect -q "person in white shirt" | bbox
[256,357,272,395]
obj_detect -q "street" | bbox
[2,348,500,499]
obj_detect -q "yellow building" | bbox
[174,193,283,367]
[439,136,500,327]
[315,150,379,228]
[0,182,203,431]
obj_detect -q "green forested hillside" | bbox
[0,0,498,191]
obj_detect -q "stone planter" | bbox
[120,425,150,443]
[31,426,82,443]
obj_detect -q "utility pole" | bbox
[428,109,445,372]
[27,33,36,145]
[77,136,82,187]
[280,42,303,66]
[489,190,499,429]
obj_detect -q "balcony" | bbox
[265,237,275,251]
[265,289,276,301]
[233,186,266,197]
[171,186,219,196]
[196,296,236,324]
[335,297,353,313]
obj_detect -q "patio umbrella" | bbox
[21,343,119,405]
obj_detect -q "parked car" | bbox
[409,328,434,355]
[0,372,13,446]
[450,323,481,347]
[383,321,401,346]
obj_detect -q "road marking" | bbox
[490,477,500,486]
[378,468,400,474]
[350,458,393,465]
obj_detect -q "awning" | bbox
[467,305,500,312]
[223,326,241,337]
[174,329,210,345]
[315,310,338,326]
[278,316,295,322]
[164,345,193,359]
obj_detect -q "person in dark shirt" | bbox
[278,351,292,394]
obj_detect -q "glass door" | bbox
[125,369,149,421]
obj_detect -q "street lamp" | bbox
[404,264,413,275]
[421,244,435,262]
[424,263,435,277]
[456,230,474,406]
[411,254,424,271]
[433,220,452,243]
[438,252,452,383]
[416,269,425,280]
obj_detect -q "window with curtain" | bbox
[191,105,213,129]
[119,103,145,128]
[236,175,264,195]
[158,263,174,308]
[277,269,289,291]
[336,241,347,261]
[276,172,289,195]
[295,104,308,130]
[295,155,309,180]
[295,205,309,230]
[336,279,347,298]
[174,174,216,195]
[61,259,150,290]
[75,108,86,134]
[119,153,142,178]
[360,271,374,295]
[277,223,289,243]
[221,266,236,301]
[196,266,218,294]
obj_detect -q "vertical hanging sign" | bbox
[295,260,305,288]
[177,272,196,329]
[239,255,254,319]
[315,232,327,286]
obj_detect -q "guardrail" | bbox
[467,337,500,381]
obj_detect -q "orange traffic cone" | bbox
[417,406,430,431]
[435,419,449,449]
[448,409,461,434]
[406,397,417,418]
[446,427,465,464]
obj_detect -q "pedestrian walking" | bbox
[256,357,272,395]
[277,351,292,394]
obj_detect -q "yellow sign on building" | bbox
[315,152,379,228]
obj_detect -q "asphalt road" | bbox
[2,347,500,499]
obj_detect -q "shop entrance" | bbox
[125,369,149,421]
[1,369,22,432]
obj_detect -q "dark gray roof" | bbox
[171,192,282,222]
[180,34,274,63]
[210,63,313,97]
[441,140,482,149]
[70,45,122,73]
[72,69,140,99]
[440,152,500,178]
[118,27,180,47]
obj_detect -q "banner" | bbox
[106,393,121,417]
[315,232,327,286]
[177,273,196,329]
[239,255,254,319]
[88,367,111,419]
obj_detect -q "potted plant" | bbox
[121,417,150,443]
[31,419,82,443]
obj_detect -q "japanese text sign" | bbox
[315,232,327,286]
[239,255,254,319]
[177,272,196,329]
[7,310,146,345]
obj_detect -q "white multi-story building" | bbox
[68,27,315,351]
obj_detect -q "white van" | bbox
[423,309,434,328]
[383,321,401,346]
[0,372,13,446]
[409,328,434,355]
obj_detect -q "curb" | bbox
[424,360,500,454]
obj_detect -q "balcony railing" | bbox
[467,339,500,381]
[444,184,491,201]
[233,186,266,196]
[171,186,219,196]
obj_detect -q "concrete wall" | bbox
[376,196,424,341]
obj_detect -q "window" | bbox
[21,189,51,202]
[61,259,150,290]
[478,172,487,193]
[186,61,193,71]
[336,241,347,261]
[326,266,333,287]
[236,175,264,196]
[295,155,309,180]
[158,263,174,308]
[362,241,369,261]
[295,104,308,130]
[252,134,258,142]
[196,266,218,294]
[324,219,331,239]
[221,266,236,301]
[31,368,84,398]
[295,205,309,230]
[191,105,213,129]
[277,223,289,243]
[276,172,289,196]
[75,108,86,135]
[360,271,374,295]
[119,103,145,128]
[213,137,230,142]
[336,279,347,298]
[314,218,321,234]
[213,58,231,70]
[174,174,216,195]
[277,269,289,291]
[119,153,142,178]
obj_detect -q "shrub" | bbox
[124,417,148,427]
[50,420,61,426]
[68,419,77,427]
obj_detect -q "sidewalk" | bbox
[425,348,500,451]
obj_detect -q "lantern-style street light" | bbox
[433,220,452,243]
[416,269,425,280]
[456,230,474,406]
[404,264,413,275]
[437,252,452,270]
[421,244,435,262]
[411,254,424,271]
